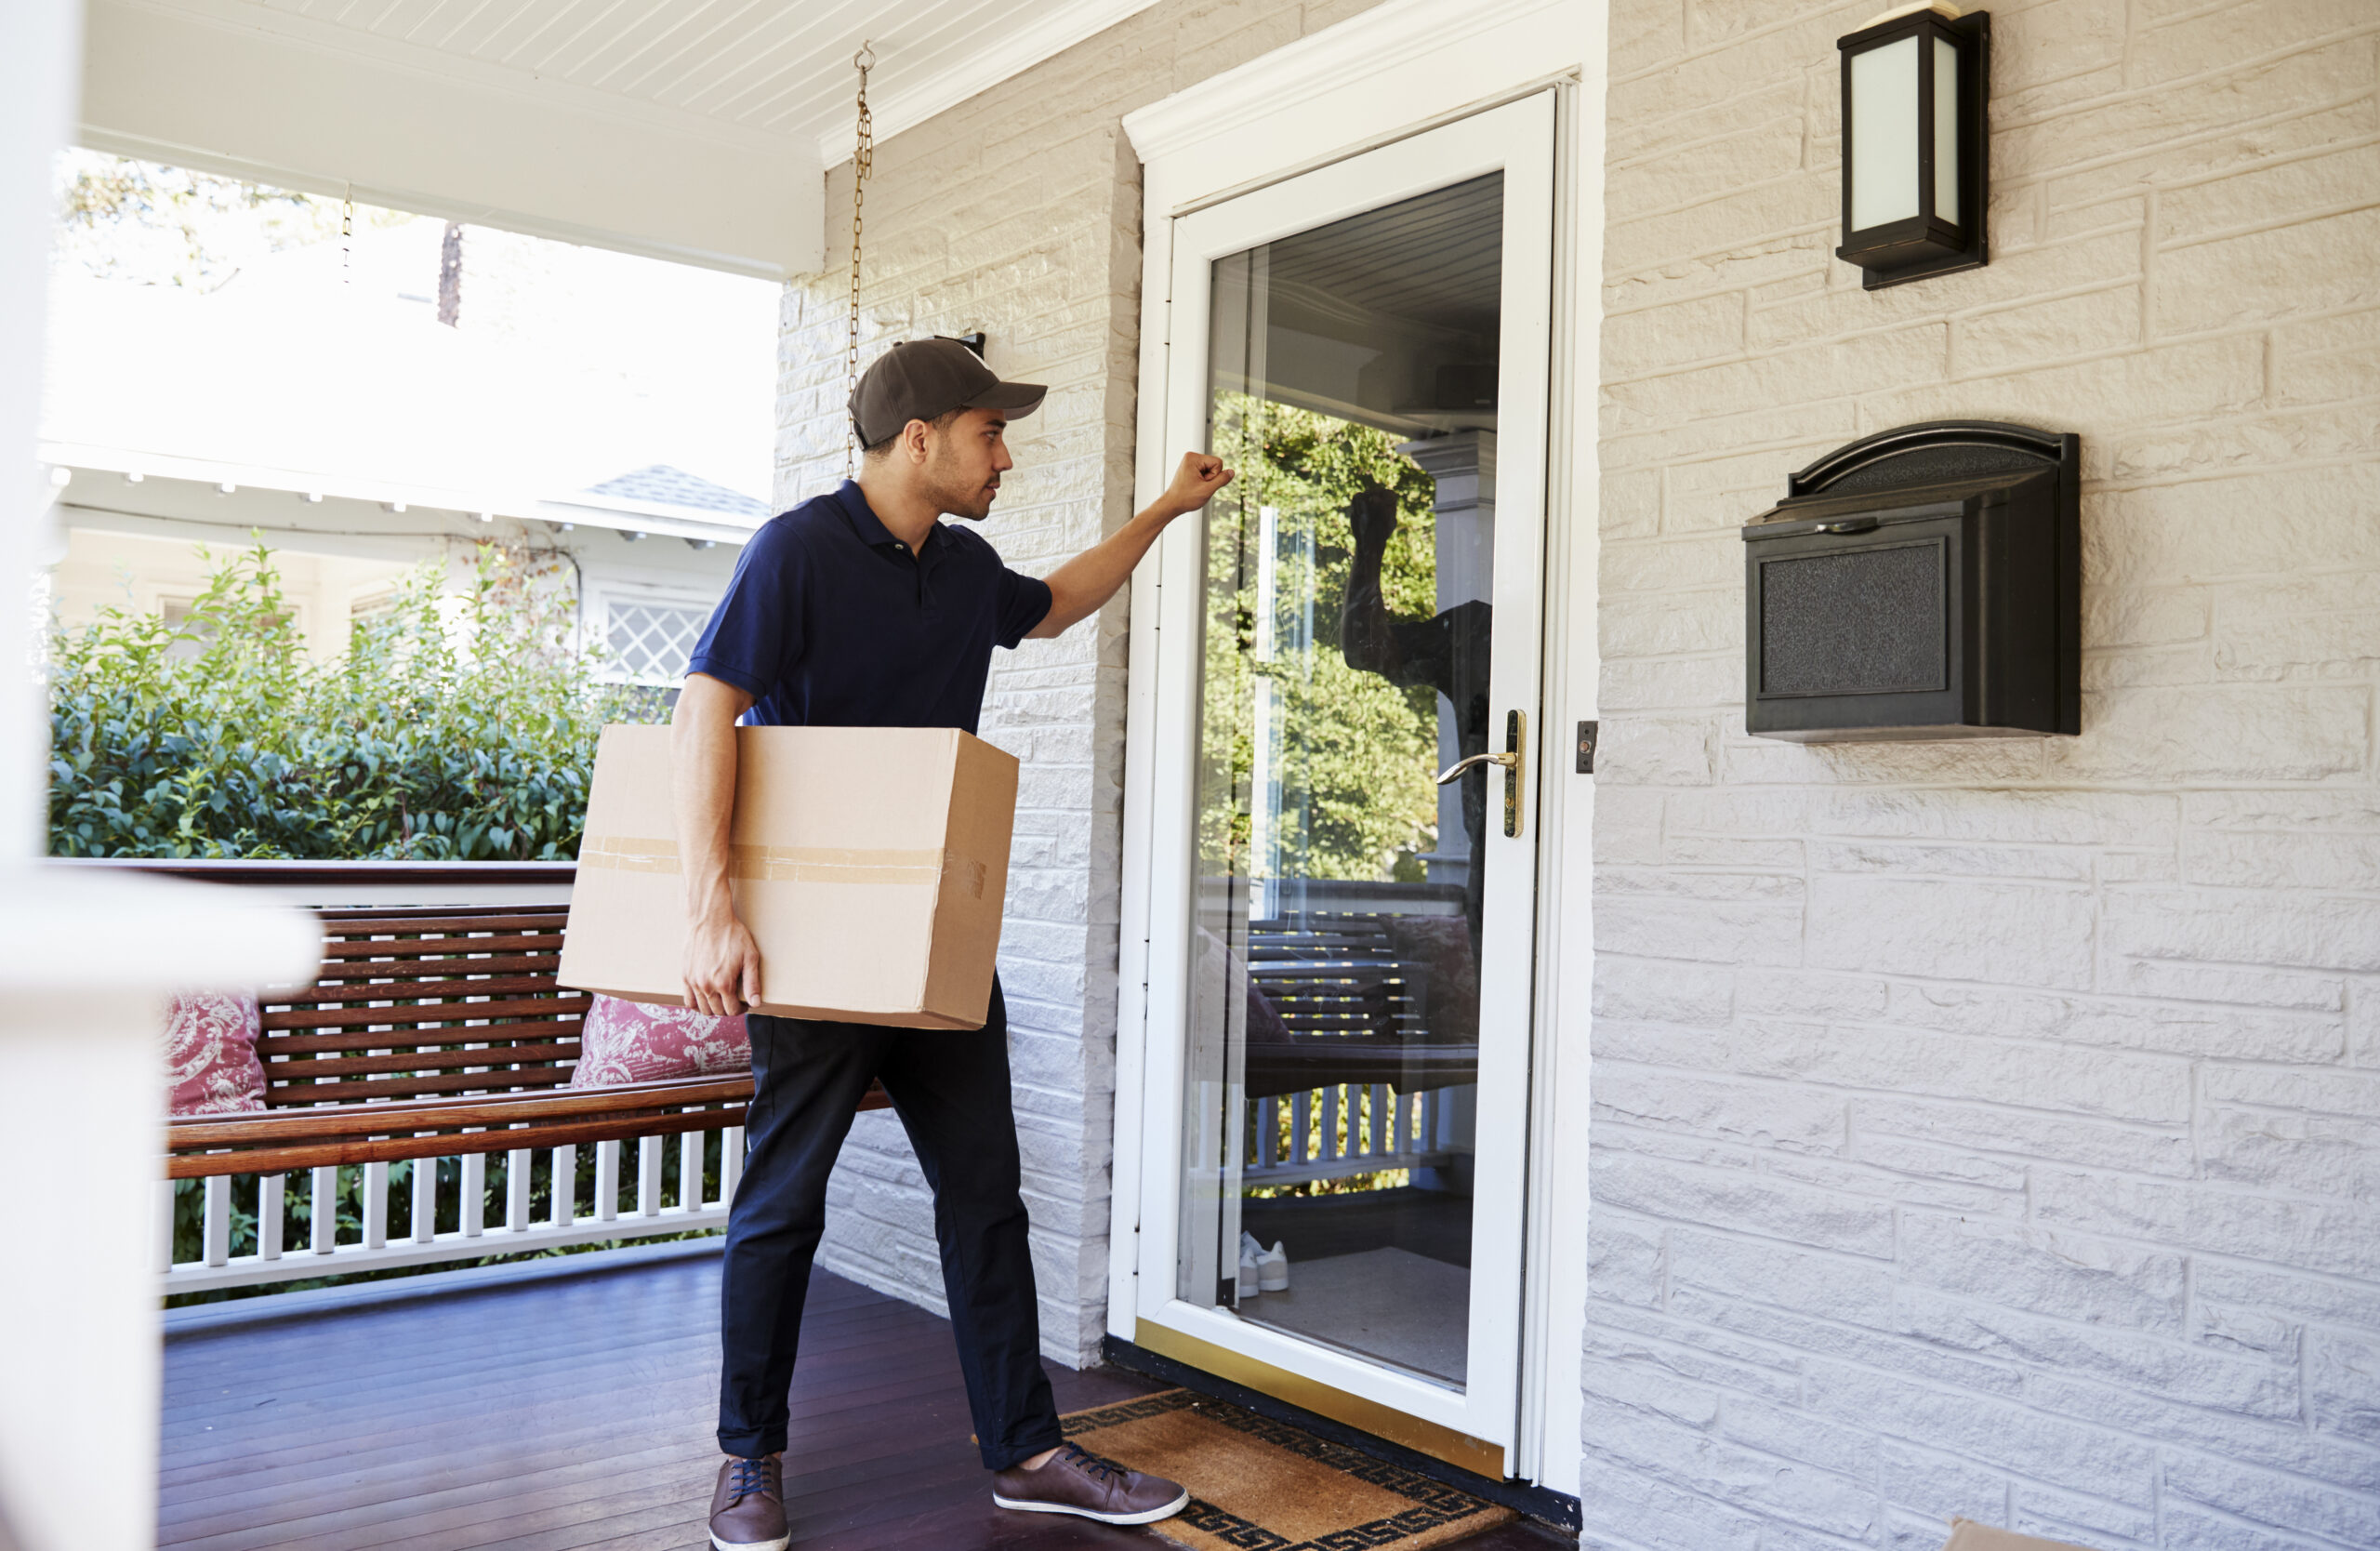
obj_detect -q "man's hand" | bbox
[1157,451,1235,517]
[683,905,761,1017]
[1346,481,1401,549]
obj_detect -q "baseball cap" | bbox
[849,338,1047,447]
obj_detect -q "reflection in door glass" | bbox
[1180,173,1501,1390]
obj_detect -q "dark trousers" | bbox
[716,979,1063,1470]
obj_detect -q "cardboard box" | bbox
[1941,1519,2093,1551]
[558,724,1018,1029]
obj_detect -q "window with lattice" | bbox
[604,600,707,684]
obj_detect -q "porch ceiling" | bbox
[79,0,1160,279]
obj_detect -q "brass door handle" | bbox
[1433,710,1527,838]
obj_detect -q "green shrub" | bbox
[48,540,664,859]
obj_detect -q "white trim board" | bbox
[816,0,1166,167]
[1121,0,1583,195]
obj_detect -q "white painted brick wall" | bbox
[1593,1,2380,1546]
[770,0,1386,1367]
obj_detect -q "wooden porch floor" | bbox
[160,1247,1568,1550]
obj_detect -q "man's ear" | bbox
[901,418,932,463]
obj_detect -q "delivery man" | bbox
[674,337,1233,1551]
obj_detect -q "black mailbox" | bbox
[1743,420,2079,741]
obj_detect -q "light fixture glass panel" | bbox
[1934,36,1961,226]
[1850,36,1920,232]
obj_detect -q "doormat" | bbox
[1059,1388,1515,1551]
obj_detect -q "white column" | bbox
[1,988,162,1551]
[1397,431,1497,891]
[0,0,75,860]
[0,885,317,1551]
[0,11,141,1548]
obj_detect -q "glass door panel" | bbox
[1178,172,1507,1391]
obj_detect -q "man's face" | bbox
[921,407,1014,521]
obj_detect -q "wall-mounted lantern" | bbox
[1837,2,1990,289]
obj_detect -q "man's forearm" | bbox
[1030,453,1234,639]
[672,673,760,1013]
[1029,504,1174,638]
[1341,537,1402,674]
[670,691,741,923]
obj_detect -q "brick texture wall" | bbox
[772,0,1383,1366]
[1591,1,2380,1546]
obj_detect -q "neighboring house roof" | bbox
[586,465,771,520]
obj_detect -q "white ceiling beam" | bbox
[80,0,824,280]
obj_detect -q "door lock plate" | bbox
[1502,709,1526,838]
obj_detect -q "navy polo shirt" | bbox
[685,481,1051,733]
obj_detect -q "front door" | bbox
[1125,93,1555,1470]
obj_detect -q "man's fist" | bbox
[1346,482,1401,548]
[1161,452,1236,515]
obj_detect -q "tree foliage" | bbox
[53,149,398,291]
[1197,395,1446,885]
[48,541,661,860]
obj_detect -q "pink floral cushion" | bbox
[567,994,751,1088]
[165,991,267,1116]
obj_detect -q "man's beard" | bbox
[926,449,997,521]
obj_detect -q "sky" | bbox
[42,152,781,507]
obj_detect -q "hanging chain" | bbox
[845,41,876,477]
[341,181,354,284]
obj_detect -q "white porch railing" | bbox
[1244,1082,1456,1188]
[161,1125,741,1294]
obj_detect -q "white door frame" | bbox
[1135,91,1554,1465]
[1110,0,1606,1491]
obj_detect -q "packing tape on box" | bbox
[579,836,986,898]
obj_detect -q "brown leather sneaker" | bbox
[991,1441,1190,1525]
[707,1453,789,1551]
